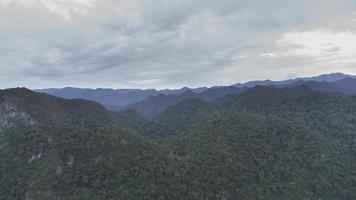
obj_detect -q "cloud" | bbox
[0,0,95,18]
[0,0,356,89]
[278,30,356,63]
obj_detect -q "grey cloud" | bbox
[0,0,356,89]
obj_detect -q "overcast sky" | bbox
[1,0,356,89]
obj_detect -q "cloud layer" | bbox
[1,0,356,89]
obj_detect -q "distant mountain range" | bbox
[36,72,356,118]
[35,87,208,111]
[233,72,355,88]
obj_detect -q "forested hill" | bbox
[120,85,356,140]
[0,88,186,199]
[171,112,344,199]
[1,85,355,199]
[0,87,114,127]
[115,85,355,199]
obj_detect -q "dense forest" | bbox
[1,78,355,199]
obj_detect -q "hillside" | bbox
[215,86,355,196]
[215,86,355,158]
[124,85,356,143]
[0,88,114,127]
[125,91,198,119]
[1,86,355,199]
[1,126,190,199]
[0,88,187,199]
[143,98,215,139]
[126,87,242,119]
[215,85,356,141]
[288,78,356,95]
[171,112,351,199]
[112,109,149,134]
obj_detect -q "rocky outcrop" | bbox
[0,101,36,129]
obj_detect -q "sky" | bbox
[1,0,356,89]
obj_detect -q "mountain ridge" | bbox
[1,82,355,199]
[35,73,356,113]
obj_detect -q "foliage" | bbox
[1,86,355,199]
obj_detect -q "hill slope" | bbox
[171,112,348,199]
[0,88,187,199]
[125,91,197,119]
[288,78,356,95]
[0,88,114,127]
[126,87,242,119]
[215,85,356,142]
[143,98,215,139]
[1,86,355,199]
[112,109,149,134]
